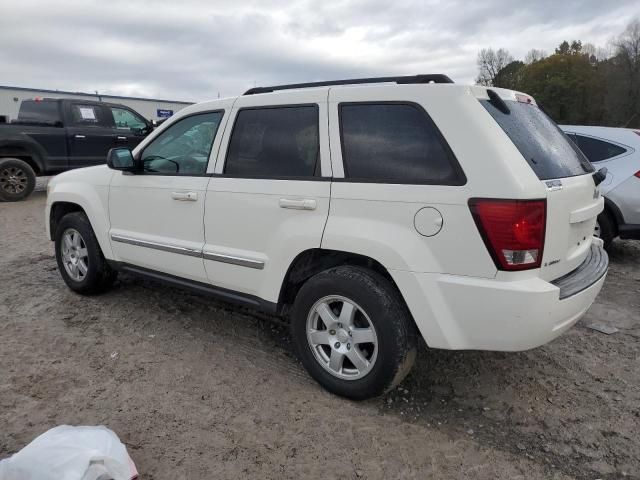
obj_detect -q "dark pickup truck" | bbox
[0,98,152,201]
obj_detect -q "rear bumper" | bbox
[391,243,608,351]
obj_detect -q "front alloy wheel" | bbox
[54,211,117,294]
[60,228,89,281]
[306,295,378,380]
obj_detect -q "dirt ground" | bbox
[1,189,639,479]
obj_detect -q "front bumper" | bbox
[391,243,608,351]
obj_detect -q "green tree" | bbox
[493,60,525,89]
[555,40,583,55]
[517,53,603,124]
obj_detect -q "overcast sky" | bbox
[1,0,639,102]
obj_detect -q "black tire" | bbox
[291,266,417,400]
[596,212,616,250]
[54,212,117,294]
[0,157,36,202]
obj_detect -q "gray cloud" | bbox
[0,0,638,102]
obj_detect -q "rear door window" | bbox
[224,106,319,178]
[70,104,112,128]
[481,99,594,180]
[574,134,627,162]
[339,103,463,184]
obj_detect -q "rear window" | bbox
[18,100,61,124]
[481,99,593,180]
[573,134,627,162]
[339,103,463,184]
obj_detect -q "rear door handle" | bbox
[279,198,317,210]
[74,134,86,139]
[116,136,128,141]
[171,191,198,201]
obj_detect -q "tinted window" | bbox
[225,106,319,177]
[574,135,627,162]
[141,112,223,175]
[18,101,61,124]
[111,107,147,131]
[481,100,593,180]
[339,103,460,183]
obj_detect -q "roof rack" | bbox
[243,74,454,95]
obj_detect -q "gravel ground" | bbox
[1,190,639,479]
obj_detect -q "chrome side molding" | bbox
[110,234,202,258]
[110,234,265,270]
[202,251,264,270]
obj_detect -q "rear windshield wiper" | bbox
[487,89,510,115]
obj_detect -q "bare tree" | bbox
[476,48,513,86]
[524,49,547,64]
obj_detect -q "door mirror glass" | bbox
[107,147,136,171]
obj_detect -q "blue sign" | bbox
[157,109,173,118]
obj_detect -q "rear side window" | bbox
[339,103,463,184]
[574,135,627,162]
[18,101,61,124]
[481,99,593,180]
[70,104,112,127]
[224,106,319,177]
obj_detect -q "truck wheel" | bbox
[290,266,417,400]
[54,212,117,294]
[0,158,36,202]
[594,212,615,250]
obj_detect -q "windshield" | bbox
[481,99,593,180]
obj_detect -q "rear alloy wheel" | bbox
[291,266,417,400]
[0,158,36,202]
[306,295,379,381]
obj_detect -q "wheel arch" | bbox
[47,192,114,259]
[49,201,86,240]
[0,141,45,174]
[278,248,410,315]
[603,197,623,234]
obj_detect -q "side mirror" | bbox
[107,147,136,171]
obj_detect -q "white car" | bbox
[46,75,608,399]
[560,125,640,248]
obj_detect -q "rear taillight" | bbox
[469,199,546,271]
[634,170,640,178]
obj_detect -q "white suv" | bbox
[560,125,640,249]
[46,75,609,399]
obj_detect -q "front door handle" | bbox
[171,191,198,201]
[279,198,317,210]
[116,136,128,142]
[74,134,86,139]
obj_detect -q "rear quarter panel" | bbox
[323,84,547,278]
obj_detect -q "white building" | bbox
[0,85,193,122]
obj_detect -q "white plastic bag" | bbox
[0,425,138,480]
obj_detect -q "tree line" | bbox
[476,19,640,128]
